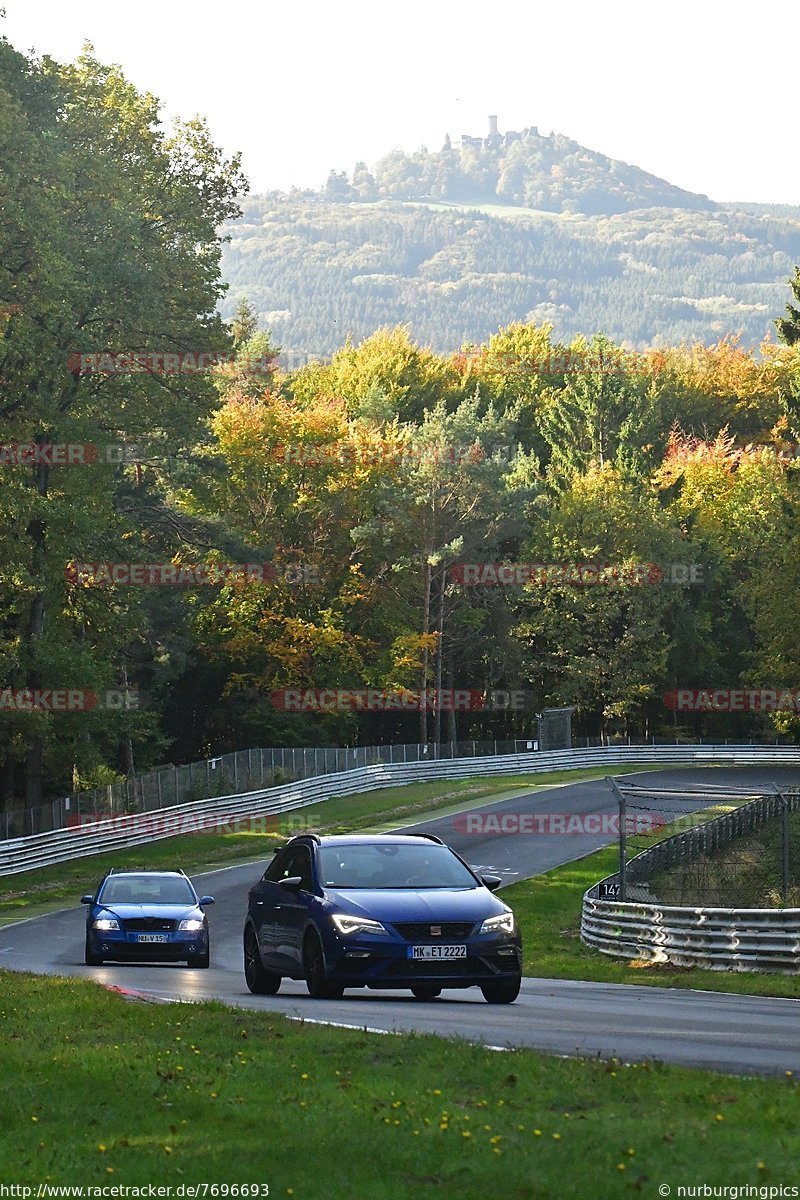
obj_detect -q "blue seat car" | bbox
[243,833,522,1003]
[81,869,215,967]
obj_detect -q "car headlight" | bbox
[331,913,389,936]
[178,918,205,932]
[479,912,515,936]
[93,917,119,931]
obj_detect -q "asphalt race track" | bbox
[2,766,800,1076]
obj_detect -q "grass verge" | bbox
[0,765,660,925]
[2,969,796,1195]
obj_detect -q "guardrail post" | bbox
[774,783,790,904]
[607,776,627,901]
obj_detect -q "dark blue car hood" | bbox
[94,903,201,921]
[325,887,508,924]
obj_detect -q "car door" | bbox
[271,846,315,973]
[249,849,291,966]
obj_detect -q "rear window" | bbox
[100,876,196,905]
[318,843,476,889]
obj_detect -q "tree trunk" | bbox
[419,557,431,746]
[23,453,49,811]
[433,567,445,748]
[121,666,136,779]
[1,755,15,808]
[445,662,457,748]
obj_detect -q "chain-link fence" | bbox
[2,738,546,839]
[608,777,800,907]
[4,729,797,841]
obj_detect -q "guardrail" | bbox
[4,737,543,838]
[3,743,800,879]
[581,898,800,973]
[19,731,796,840]
[581,780,800,973]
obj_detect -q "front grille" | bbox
[392,922,475,942]
[383,956,493,978]
[123,917,177,932]
[102,944,187,961]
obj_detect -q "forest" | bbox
[221,195,800,361]
[219,122,800,360]
[3,38,800,810]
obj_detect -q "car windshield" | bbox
[318,843,477,889]
[99,876,196,905]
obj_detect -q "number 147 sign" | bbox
[598,881,620,900]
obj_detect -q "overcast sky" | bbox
[2,0,797,205]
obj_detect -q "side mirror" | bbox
[199,896,215,906]
[481,875,502,892]
[280,875,303,891]
[80,895,94,905]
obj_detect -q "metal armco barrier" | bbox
[2,743,800,878]
[581,897,800,973]
[582,781,800,973]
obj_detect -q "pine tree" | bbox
[231,296,259,345]
[776,266,800,345]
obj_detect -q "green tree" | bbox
[656,433,800,737]
[0,39,245,806]
[352,394,531,744]
[230,297,259,345]
[776,266,800,345]
[538,336,664,484]
[513,465,689,736]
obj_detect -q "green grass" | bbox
[1,969,796,1195]
[506,840,800,998]
[0,765,661,925]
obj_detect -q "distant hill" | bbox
[350,121,715,216]
[219,121,800,361]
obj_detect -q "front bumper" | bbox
[323,931,523,988]
[89,930,208,962]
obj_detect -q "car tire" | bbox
[243,926,281,994]
[410,985,442,1000]
[84,936,103,966]
[187,948,210,969]
[303,931,344,1000]
[480,976,521,1004]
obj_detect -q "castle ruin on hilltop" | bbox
[446,116,549,151]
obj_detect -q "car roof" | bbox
[287,833,445,848]
[101,870,192,880]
